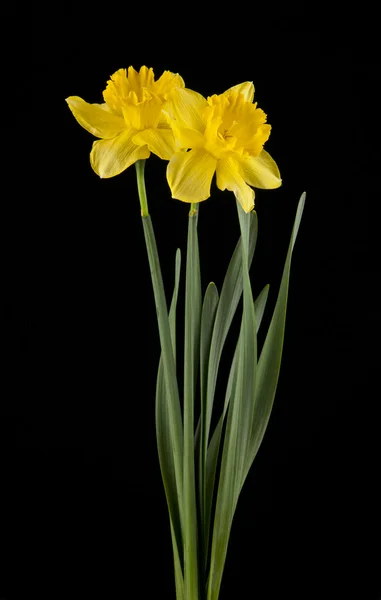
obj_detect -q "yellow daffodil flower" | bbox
[66,66,185,178]
[166,82,281,212]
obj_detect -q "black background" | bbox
[2,6,380,600]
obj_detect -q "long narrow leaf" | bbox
[235,204,257,489]
[142,217,183,503]
[207,205,257,600]
[200,212,258,570]
[198,282,219,578]
[207,194,305,598]
[170,519,185,600]
[156,249,183,591]
[206,342,241,600]
[204,282,269,580]
[142,215,184,593]
[241,192,306,488]
[212,283,270,432]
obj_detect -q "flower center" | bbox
[219,128,232,140]
[204,91,272,159]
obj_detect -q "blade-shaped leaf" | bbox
[204,283,269,575]
[241,192,306,488]
[206,205,257,600]
[142,216,183,513]
[207,194,305,599]
[171,519,184,600]
[214,283,270,429]
[199,212,258,570]
[198,282,219,576]
[156,248,183,578]
[235,204,257,490]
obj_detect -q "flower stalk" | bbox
[135,159,149,216]
[138,163,184,528]
[183,203,202,599]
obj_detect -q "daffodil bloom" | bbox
[66,66,185,178]
[166,82,281,212]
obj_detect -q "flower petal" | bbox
[170,122,205,149]
[66,96,125,139]
[122,95,162,130]
[153,70,185,99]
[102,69,130,113]
[90,130,150,178]
[226,81,255,102]
[238,149,282,189]
[216,156,254,213]
[167,149,217,203]
[128,65,155,95]
[168,87,208,131]
[132,128,176,160]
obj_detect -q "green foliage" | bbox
[143,193,305,600]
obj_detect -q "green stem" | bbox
[135,159,149,216]
[184,202,202,600]
[135,160,184,528]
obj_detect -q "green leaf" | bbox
[235,204,258,489]
[200,212,258,572]
[241,192,306,488]
[156,249,183,582]
[183,208,202,600]
[204,283,269,579]
[254,283,270,333]
[207,193,305,600]
[207,205,257,600]
[171,519,185,600]
[204,212,258,452]
[213,282,270,428]
[198,281,219,578]
[142,216,183,514]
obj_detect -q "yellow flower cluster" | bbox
[66,66,281,212]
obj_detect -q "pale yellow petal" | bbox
[216,156,255,213]
[168,87,208,131]
[238,149,282,189]
[132,128,176,160]
[167,149,217,203]
[66,96,125,139]
[170,122,205,149]
[90,130,150,178]
[226,81,255,102]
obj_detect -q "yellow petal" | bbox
[90,130,150,178]
[128,66,155,94]
[216,156,254,213]
[170,122,205,149]
[226,81,255,102]
[122,95,162,130]
[66,96,125,139]
[103,68,130,113]
[132,128,176,160]
[153,70,185,99]
[238,149,282,189]
[168,87,208,132]
[167,149,217,203]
